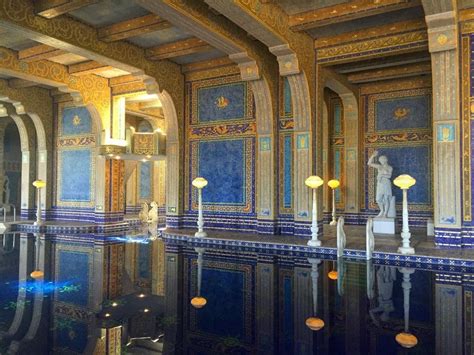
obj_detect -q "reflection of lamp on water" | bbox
[191,248,207,309]
[395,268,418,348]
[327,259,338,280]
[30,233,44,279]
[328,179,340,226]
[366,259,375,300]
[393,175,416,255]
[32,180,46,226]
[192,178,208,238]
[305,176,324,247]
[336,256,345,297]
[305,258,324,331]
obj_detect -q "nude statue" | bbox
[368,151,393,218]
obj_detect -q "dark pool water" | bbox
[0,232,472,354]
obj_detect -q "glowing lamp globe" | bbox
[305,176,324,189]
[328,270,338,280]
[32,180,46,189]
[393,174,416,190]
[192,177,208,189]
[30,270,44,279]
[305,317,325,331]
[328,179,340,189]
[395,332,418,348]
[190,296,207,309]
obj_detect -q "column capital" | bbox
[425,11,458,53]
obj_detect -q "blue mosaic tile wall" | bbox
[60,149,92,202]
[56,105,96,211]
[373,145,431,205]
[363,83,433,213]
[61,107,92,136]
[197,82,248,122]
[198,139,245,205]
[375,96,430,131]
[57,250,90,306]
[186,74,256,222]
[139,161,152,200]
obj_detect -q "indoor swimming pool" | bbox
[0,231,471,354]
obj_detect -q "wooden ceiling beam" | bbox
[109,74,142,87]
[34,0,98,19]
[68,60,113,75]
[290,0,421,31]
[18,44,66,62]
[98,14,172,42]
[146,37,213,60]
[8,78,38,89]
[181,56,234,73]
[347,62,431,83]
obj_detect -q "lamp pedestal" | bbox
[195,188,207,238]
[398,189,414,255]
[34,187,43,226]
[307,189,321,247]
[329,189,337,226]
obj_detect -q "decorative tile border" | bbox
[162,231,474,269]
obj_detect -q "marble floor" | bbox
[164,225,474,260]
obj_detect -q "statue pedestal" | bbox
[373,217,395,235]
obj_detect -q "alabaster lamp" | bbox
[393,175,416,255]
[305,176,324,247]
[305,258,324,331]
[192,177,208,238]
[191,248,207,309]
[395,268,418,349]
[328,179,340,226]
[32,180,46,226]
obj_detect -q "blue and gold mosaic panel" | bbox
[139,161,152,200]
[191,75,254,124]
[54,316,88,353]
[279,134,293,214]
[59,107,92,137]
[187,258,253,343]
[55,245,93,307]
[367,145,432,211]
[58,149,93,204]
[367,89,431,133]
[190,138,254,214]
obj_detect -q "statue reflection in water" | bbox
[369,266,396,323]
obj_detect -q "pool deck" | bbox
[162,225,474,268]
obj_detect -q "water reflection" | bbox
[0,230,470,354]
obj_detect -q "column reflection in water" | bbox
[191,247,207,309]
[306,258,324,331]
[395,267,418,349]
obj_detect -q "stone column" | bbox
[294,266,313,353]
[435,282,463,354]
[340,93,360,215]
[163,250,183,354]
[250,78,277,234]
[425,11,462,245]
[256,257,276,353]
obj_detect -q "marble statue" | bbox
[366,217,375,260]
[139,202,149,223]
[148,201,159,223]
[336,216,346,258]
[370,266,396,322]
[368,151,393,218]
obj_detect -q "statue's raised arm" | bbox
[368,150,381,169]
